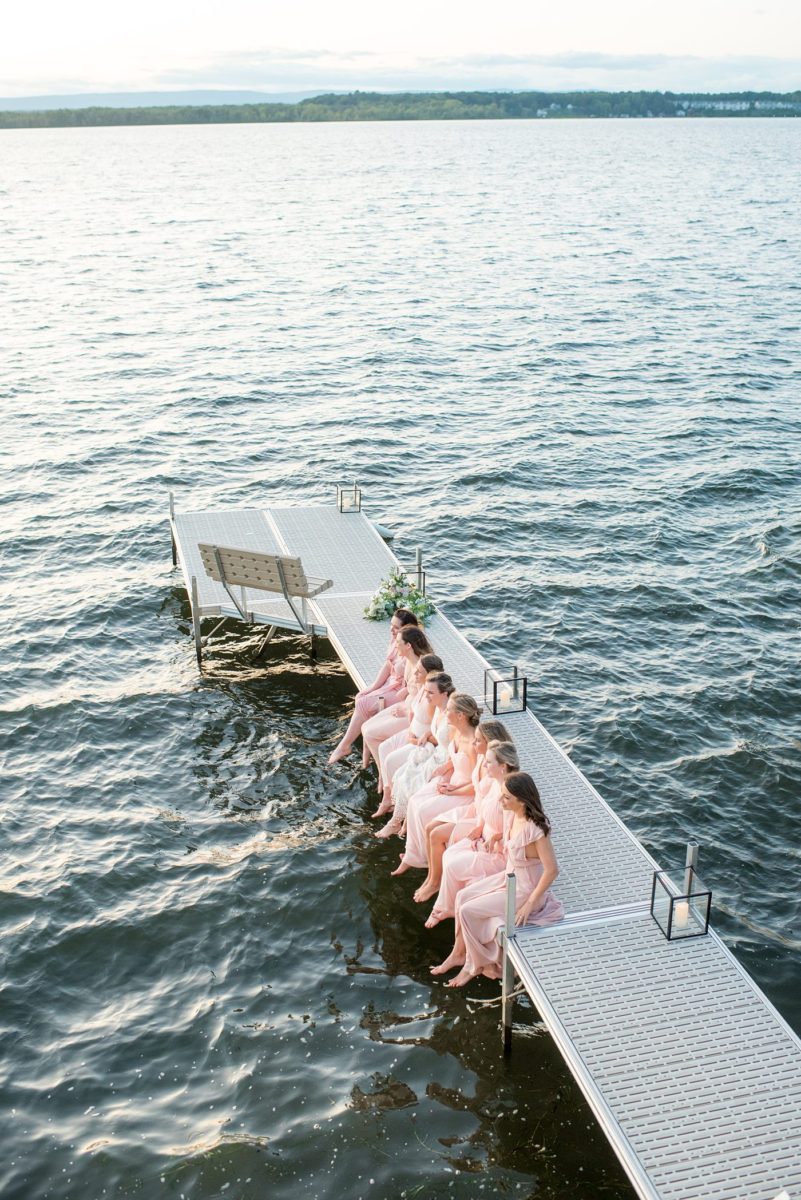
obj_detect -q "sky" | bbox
[2,0,801,98]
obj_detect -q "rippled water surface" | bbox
[2,117,800,1200]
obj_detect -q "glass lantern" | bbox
[484,667,528,715]
[650,866,711,941]
[337,483,362,513]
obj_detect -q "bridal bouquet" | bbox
[364,566,435,623]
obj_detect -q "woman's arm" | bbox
[358,656,392,696]
[515,834,559,926]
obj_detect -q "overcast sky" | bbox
[3,0,801,97]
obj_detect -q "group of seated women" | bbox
[327,607,564,988]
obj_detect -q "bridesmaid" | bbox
[424,739,520,926]
[412,719,512,905]
[391,694,480,876]
[375,670,455,839]
[328,608,418,765]
[432,771,563,987]
[361,626,435,776]
[373,652,444,818]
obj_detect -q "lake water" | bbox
[1,116,800,1200]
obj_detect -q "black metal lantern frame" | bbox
[650,866,711,941]
[337,483,362,513]
[484,667,528,715]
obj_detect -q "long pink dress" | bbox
[432,754,490,844]
[401,741,475,869]
[361,657,418,768]
[391,706,450,821]
[430,776,507,921]
[454,820,564,979]
[378,688,432,790]
[351,643,406,733]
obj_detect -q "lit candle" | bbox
[674,901,690,930]
[499,685,513,707]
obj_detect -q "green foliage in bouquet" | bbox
[364,566,435,623]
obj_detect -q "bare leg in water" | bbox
[430,929,466,975]
[413,822,453,903]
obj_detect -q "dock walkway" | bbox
[171,499,801,1200]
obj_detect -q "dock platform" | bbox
[170,496,801,1200]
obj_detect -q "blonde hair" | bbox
[486,739,519,772]
[478,719,511,745]
[448,693,480,728]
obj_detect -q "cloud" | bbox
[155,47,801,94]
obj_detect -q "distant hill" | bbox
[2,89,800,128]
[0,89,328,112]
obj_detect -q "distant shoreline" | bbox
[2,88,801,130]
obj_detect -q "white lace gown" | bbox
[391,707,450,820]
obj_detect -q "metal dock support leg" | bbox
[191,575,202,667]
[169,490,177,565]
[502,871,517,1054]
[255,625,278,657]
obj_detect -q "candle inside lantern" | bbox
[674,900,690,930]
[499,684,513,707]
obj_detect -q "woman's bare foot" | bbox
[327,742,352,765]
[371,797,393,820]
[375,817,402,839]
[424,909,445,929]
[390,855,411,876]
[445,967,476,988]
[413,880,439,903]
[430,951,465,975]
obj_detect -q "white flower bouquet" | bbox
[364,566,435,623]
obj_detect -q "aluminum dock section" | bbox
[170,498,801,1200]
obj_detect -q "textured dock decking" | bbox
[171,500,801,1200]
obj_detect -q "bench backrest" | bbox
[198,544,311,596]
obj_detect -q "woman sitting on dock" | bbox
[431,771,563,988]
[412,722,513,907]
[374,670,455,839]
[360,625,435,776]
[328,608,419,765]
[410,718,511,903]
[424,739,519,925]
[391,694,480,876]
[372,653,444,818]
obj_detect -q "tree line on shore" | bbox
[2,89,801,129]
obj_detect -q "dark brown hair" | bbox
[393,608,418,628]
[400,626,434,658]
[420,654,443,674]
[504,771,550,835]
[426,671,454,696]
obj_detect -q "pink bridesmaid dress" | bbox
[433,754,491,844]
[429,776,506,921]
[361,657,417,769]
[453,820,564,979]
[378,687,432,792]
[352,643,406,731]
[401,741,475,869]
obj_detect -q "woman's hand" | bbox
[468,826,483,844]
[437,781,454,794]
[431,764,450,779]
[515,896,537,926]
[407,733,420,745]
[485,833,502,854]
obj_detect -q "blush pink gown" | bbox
[401,741,475,869]
[351,643,406,737]
[454,820,564,979]
[361,658,418,770]
[429,777,507,922]
[378,687,432,790]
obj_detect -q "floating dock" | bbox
[170,495,801,1200]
